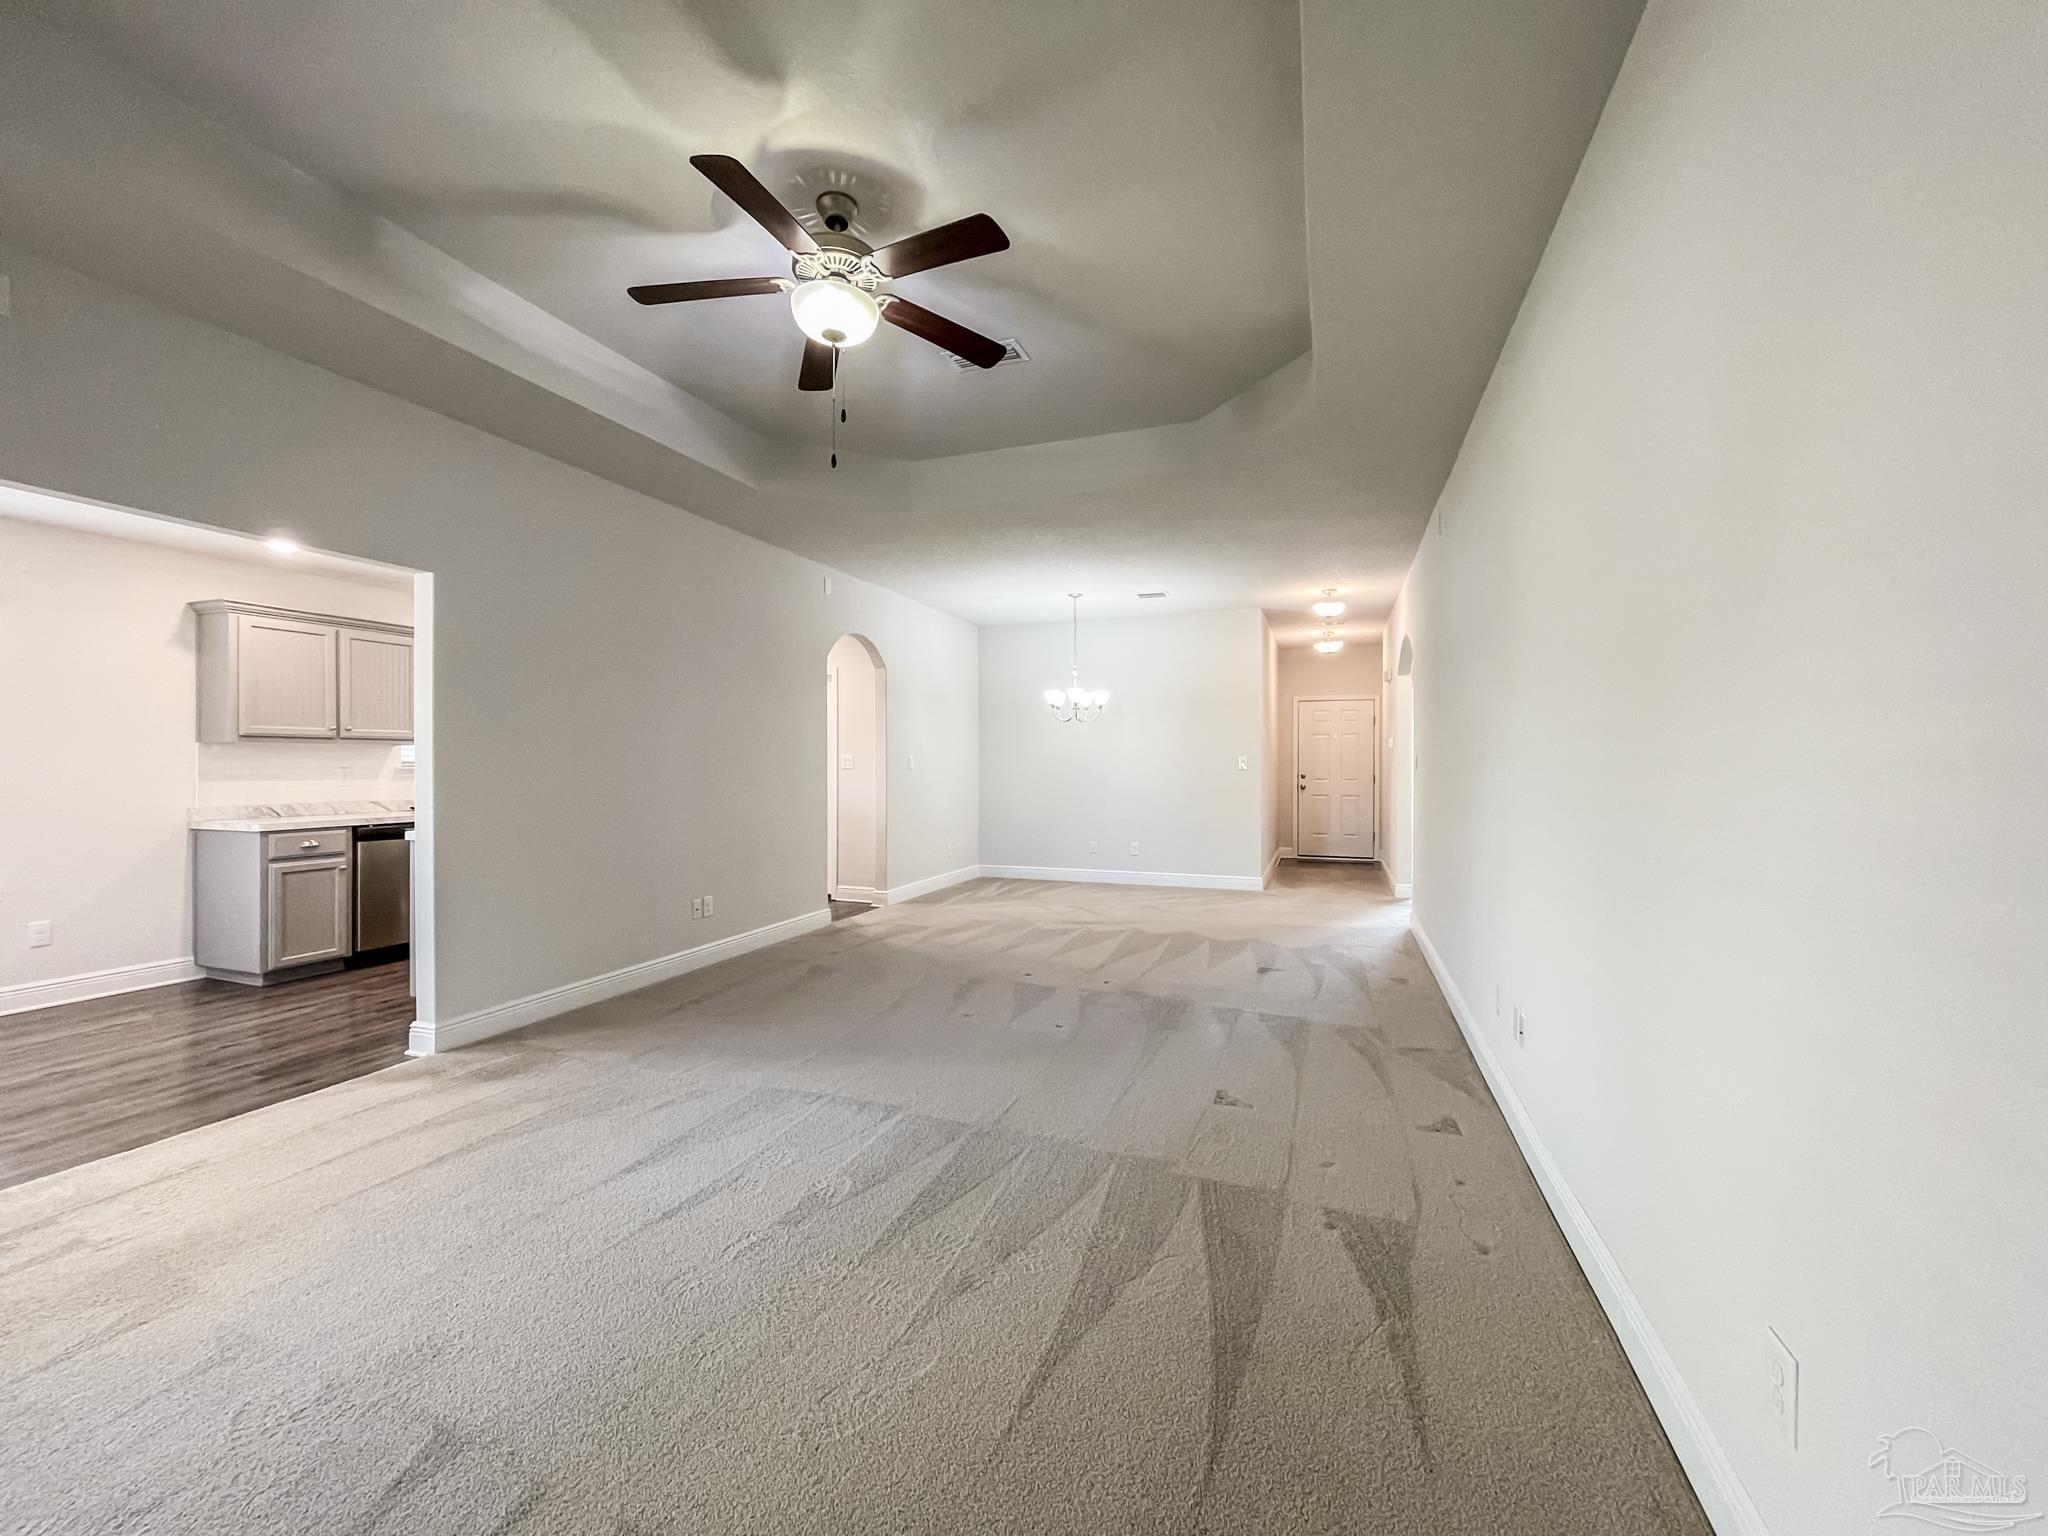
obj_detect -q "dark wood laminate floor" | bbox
[0,961,413,1190]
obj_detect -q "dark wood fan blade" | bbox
[870,214,1010,279]
[627,277,784,305]
[689,154,818,255]
[799,338,835,392]
[881,299,1006,369]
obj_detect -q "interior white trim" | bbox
[0,956,204,1017]
[977,864,1267,893]
[1276,845,1295,860]
[1412,919,1768,1536]
[1262,847,1284,888]
[883,865,982,905]
[832,885,883,906]
[1390,879,1414,898]
[408,907,831,1056]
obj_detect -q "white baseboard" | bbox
[1262,847,1284,887]
[1390,878,1414,898]
[977,864,1266,893]
[884,865,981,904]
[1276,846,1295,860]
[409,907,831,1056]
[0,956,204,1017]
[1411,920,1767,1536]
[831,884,883,905]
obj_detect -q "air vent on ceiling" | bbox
[949,338,1029,370]
[1138,591,1168,599]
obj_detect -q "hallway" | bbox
[0,867,1704,1533]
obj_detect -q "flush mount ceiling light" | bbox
[1311,587,1346,620]
[788,278,880,348]
[1043,594,1109,723]
[264,536,300,555]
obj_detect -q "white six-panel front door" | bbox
[1295,697,1377,859]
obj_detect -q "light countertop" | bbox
[189,800,415,833]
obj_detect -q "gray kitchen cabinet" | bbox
[193,601,412,743]
[339,627,414,739]
[194,827,355,984]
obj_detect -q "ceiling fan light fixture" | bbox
[790,278,879,348]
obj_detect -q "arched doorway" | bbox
[825,634,888,913]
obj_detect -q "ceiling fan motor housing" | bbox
[814,189,860,234]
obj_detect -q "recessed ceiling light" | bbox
[265,537,301,555]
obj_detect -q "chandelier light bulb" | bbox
[789,278,880,347]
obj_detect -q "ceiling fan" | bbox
[629,155,1012,393]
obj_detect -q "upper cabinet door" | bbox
[338,628,414,740]
[236,614,338,737]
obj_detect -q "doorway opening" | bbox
[1293,695,1378,860]
[0,478,435,1188]
[825,634,887,919]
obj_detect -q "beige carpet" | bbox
[0,865,1708,1534]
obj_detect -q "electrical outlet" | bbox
[1088,840,1098,854]
[1764,1328,1799,1450]
[703,894,715,918]
[1513,1006,1527,1047]
[690,898,703,920]
[27,920,52,948]
[1128,841,1139,857]
[337,764,354,781]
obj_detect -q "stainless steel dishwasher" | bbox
[353,823,412,955]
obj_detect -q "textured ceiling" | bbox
[2,1,1646,641]
[33,0,1311,462]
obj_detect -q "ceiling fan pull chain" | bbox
[830,346,839,469]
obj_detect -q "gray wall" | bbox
[1387,1,2047,1529]
[979,609,1267,884]
[0,243,980,1030]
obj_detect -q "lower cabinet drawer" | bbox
[266,827,350,860]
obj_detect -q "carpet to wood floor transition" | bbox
[0,863,1708,1534]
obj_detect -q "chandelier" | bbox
[1043,593,1109,723]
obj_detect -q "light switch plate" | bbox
[840,752,854,771]
[1128,841,1139,857]
[703,895,714,918]
[690,898,703,919]
[1765,1327,1799,1450]
[27,919,52,948]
